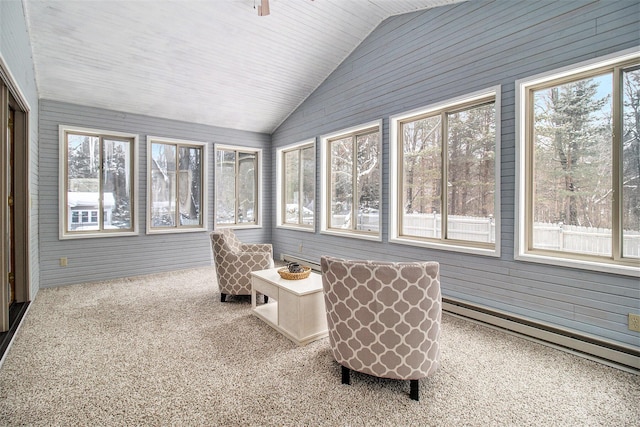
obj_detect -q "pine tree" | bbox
[623,69,640,233]
[534,77,611,227]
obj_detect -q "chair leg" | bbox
[410,379,419,401]
[220,293,226,302]
[341,366,350,385]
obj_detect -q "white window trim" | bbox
[146,136,208,235]
[276,139,316,233]
[389,87,501,257]
[214,143,263,229]
[320,120,383,242]
[59,125,139,240]
[515,47,640,277]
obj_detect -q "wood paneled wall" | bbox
[0,0,40,299]
[271,0,640,348]
[38,100,271,287]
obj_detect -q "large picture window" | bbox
[59,125,138,239]
[277,140,315,230]
[321,121,381,240]
[215,145,261,227]
[390,89,500,255]
[517,50,640,275]
[147,136,206,233]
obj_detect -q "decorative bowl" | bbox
[277,266,312,280]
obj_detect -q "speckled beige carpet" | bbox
[0,266,638,426]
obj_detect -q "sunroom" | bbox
[0,0,638,422]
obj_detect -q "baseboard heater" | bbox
[444,297,639,373]
[281,254,639,372]
[281,254,322,271]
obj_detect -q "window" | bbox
[215,145,261,227]
[59,125,138,239]
[517,49,640,275]
[390,88,500,256]
[147,136,207,233]
[321,121,381,240]
[276,140,315,230]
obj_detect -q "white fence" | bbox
[331,212,496,244]
[533,222,640,257]
[331,212,640,257]
[402,213,495,244]
[331,212,379,233]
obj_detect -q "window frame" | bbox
[146,136,208,234]
[214,144,262,229]
[320,120,382,242]
[276,139,316,232]
[58,125,139,240]
[515,48,640,277]
[389,87,501,257]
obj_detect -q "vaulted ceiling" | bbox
[24,0,465,134]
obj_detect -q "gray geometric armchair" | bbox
[320,256,441,401]
[210,229,274,302]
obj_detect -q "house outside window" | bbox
[59,125,138,239]
[516,49,640,276]
[215,145,261,228]
[390,88,501,256]
[276,140,315,231]
[147,136,207,234]
[321,120,381,241]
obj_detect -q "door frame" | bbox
[0,55,31,332]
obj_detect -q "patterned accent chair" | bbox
[321,256,441,401]
[210,229,274,302]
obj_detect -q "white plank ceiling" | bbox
[24,0,465,134]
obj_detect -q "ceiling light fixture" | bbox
[255,0,270,16]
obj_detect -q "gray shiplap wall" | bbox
[271,0,640,348]
[0,0,40,299]
[39,100,271,287]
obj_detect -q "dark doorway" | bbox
[0,69,30,360]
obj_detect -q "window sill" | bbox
[59,230,139,240]
[215,224,262,230]
[321,229,381,242]
[276,224,315,233]
[390,236,499,257]
[515,252,640,278]
[146,227,208,235]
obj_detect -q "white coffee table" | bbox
[251,268,328,346]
